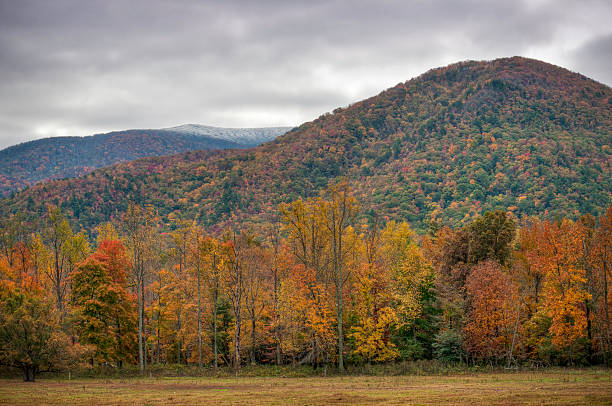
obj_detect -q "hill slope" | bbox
[0,126,291,196]
[1,57,610,232]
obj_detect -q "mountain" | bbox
[164,124,285,146]
[1,57,610,233]
[0,126,291,197]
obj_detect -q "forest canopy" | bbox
[1,182,610,380]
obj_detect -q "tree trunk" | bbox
[138,267,144,373]
[233,254,242,373]
[234,296,241,371]
[23,365,36,382]
[197,264,202,369]
[251,315,256,364]
[235,313,241,372]
[116,314,123,368]
[337,289,344,370]
[274,266,281,365]
[144,340,148,371]
[156,284,161,365]
[176,310,182,365]
[534,274,541,305]
[142,263,147,372]
[507,293,523,368]
[586,301,593,347]
[604,253,610,359]
[54,238,63,321]
[213,282,218,370]
[333,215,345,371]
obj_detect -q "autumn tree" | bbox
[70,239,136,367]
[70,258,133,365]
[189,227,206,369]
[383,221,436,359]
[515,221,546,310]
[202,236,224,369]
[322,180,358,370]
[242,241,271,364]
[279,196,336,369]
[526,219,590,362]
[423,225,465,335]
[349,220,396,363]
[0,284,85,381]
[267,223,286,365]
[433,211,515,292]
[95,222,119,246]
[221,229,255,371]
[590,207,612,362]
[350,227,399,363]
[36,206,90,321]
[122,203,156,372]
[466,211,515,266]
[0,214,37,289]
[278,262,336,368]
[463,260,519,363]
[167,219,196,364]
[0,214,30,276]
[148,266,173,365]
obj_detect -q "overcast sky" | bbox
[0,0,610,149]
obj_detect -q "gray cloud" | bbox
[0,0,610,149]
[569,34,612,85]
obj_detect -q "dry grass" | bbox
[0,369,610,405]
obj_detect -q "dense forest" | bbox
[0,182,610,381]
[0,57,610,381]
[1,57,609,233]
[0,126,290,197]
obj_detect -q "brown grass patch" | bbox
[0,369,610,405]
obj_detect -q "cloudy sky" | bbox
[0,0,610,149]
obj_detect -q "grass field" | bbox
[0,369,610,405]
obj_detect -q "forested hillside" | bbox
[0,126,290,197]
[1,57,610,232]
[1,56,611,381]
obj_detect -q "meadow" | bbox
[0,369,610,405]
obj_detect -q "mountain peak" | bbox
[1,57,610,231]
[164,124,292,145]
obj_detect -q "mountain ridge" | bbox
[0,125,291,197]
[1,56,610,232]
[164,124,292,145]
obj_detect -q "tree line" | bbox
[0,181,610,381]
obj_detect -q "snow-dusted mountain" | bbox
[0,124,292,196]
[166,124,292,146]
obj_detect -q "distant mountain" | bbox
[0,126,291,196]
[164,124,285,146]
[1,57,610,233]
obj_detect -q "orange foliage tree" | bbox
[463,260,519,362]
[526,219,590,357]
